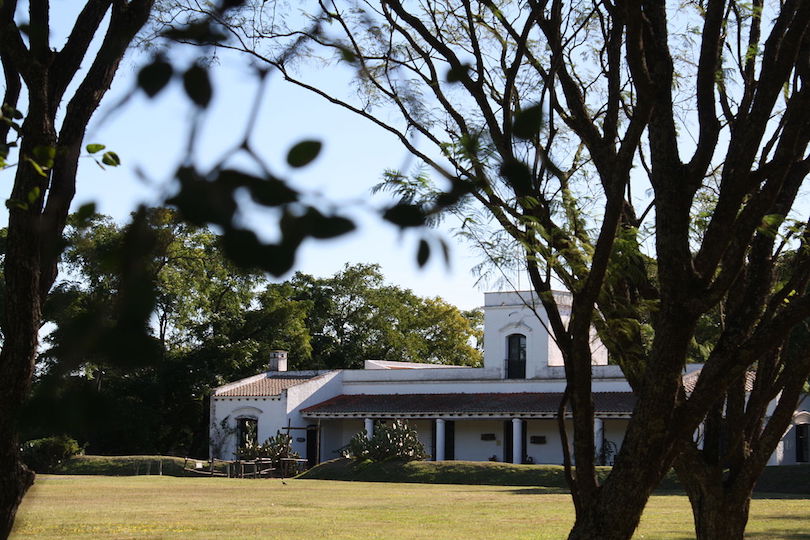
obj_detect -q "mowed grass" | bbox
[11,475,810,539]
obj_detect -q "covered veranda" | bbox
[300,392,634,465]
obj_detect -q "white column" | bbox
[594,417,604,462]
[364,418,374,440]
[435,419,446,461]
[512,418,522,464]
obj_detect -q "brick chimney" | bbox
[268,350,288,372]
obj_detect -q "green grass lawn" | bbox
[10,475,810,539]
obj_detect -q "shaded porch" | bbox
[301,392,634,465]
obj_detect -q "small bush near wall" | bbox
[21,435,83,473]
[344,420,427,462]
[237,432,300,463]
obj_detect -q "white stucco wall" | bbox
[284,371,345,459]
[483,290,608,374]
[453,420,504,461]
[339,374,631,395]
[318,418,366,462]
[411,419,434,459]
[210,396,288,459]
[524,419,575,465]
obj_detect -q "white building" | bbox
[209,291,810,467]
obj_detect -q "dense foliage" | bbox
[17,209,481,457]
[344,420,427,462]
[20,436,83,474]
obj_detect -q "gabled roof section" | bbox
[301,392,635,418]
[214,372,320,397]
[682,368,756,394]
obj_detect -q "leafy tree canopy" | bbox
[20,210,481,456]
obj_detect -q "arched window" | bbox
[506,333,526,379]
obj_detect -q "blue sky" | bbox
[9,5,490,310]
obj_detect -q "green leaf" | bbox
[500,158,533,196]
[75,202,97,224]
[162,21,227,44]
[383,203,426,228]
[1,104,23,120]
[338,46,357,64]
[5,198,28,210]
[417,239,430,267]
[85,144,106,154]
[137,59,173,98]
[183,64,213,108]
[446,63,471,83]
[439,238,450,265]
[215,169,299,207]
[309,215,356,239]
[287,140,322,168]
[221,0,247,10]
[27,186,41,204]
[101,151,121,167]
[757,213,785,238]
[24,156,48,177]
[512,104,544,140]
[32,145,56,168]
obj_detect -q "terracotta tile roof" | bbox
[215,375,315,397]
[300,392,635,418]
[682,369,756,394]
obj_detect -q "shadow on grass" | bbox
[751,492,810,500]
[754,514,810,522]
[506,487,569,495]
[746,533,810,539]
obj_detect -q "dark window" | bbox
[797,424,809,463]
[506,334,527,379]
[236,417,258,452]
[306,425,318,468]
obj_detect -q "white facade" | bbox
[210,292,809,468]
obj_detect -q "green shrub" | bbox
[344,419,427,462]
[21,435,83,473]
[236,432,300,463]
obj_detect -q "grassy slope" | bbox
[11,475,809,539]
[301,458,810,494]
[53,455,212,476]
[57,455,810,494]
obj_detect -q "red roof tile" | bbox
[216,375,314,397]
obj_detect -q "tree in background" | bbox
[160,1,810,538]
[20,215,481,457]
[290,263,482,368]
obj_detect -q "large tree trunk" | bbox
[0,2,156,535]
[0,104,54,538]
[0,451,34,540]
[681,474,751,540]
[0,245,42,537]
[566,426,676,540]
